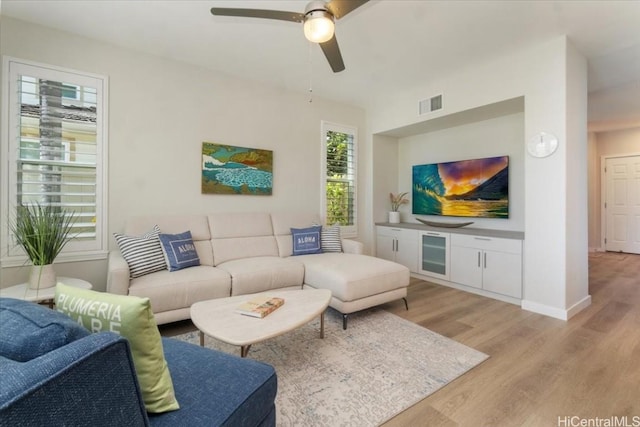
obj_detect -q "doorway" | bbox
[602,155,640,254]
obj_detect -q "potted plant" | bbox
[10,203,77,289]
[389,192,409,223]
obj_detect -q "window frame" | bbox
[1,57,109,267]
[320,120,357,238]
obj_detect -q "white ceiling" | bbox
[3,0,640,123]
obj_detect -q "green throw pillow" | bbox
[55,283,179,413]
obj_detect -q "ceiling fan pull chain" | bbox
[308,41,314,103]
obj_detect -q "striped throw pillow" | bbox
[321,225,343,253]
[114,225,167,278]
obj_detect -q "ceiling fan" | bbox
[210,0,369,73]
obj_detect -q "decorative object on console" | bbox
[55,283,179,413]
[413,156,509,219]
[159,230,200,272]
[201,142,273,195]
[389,192,409,224]
[291,225,323,255]
[235,296,285,318]
[9,203,77,290]
[527,132,558,158]
[114,225,166,278]
[415,218,474,228]
[390,192,409,211]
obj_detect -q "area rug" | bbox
[174,308,488,427]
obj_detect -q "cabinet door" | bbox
[418,231,450,280]
[395,229,418,272]
[450,245,483,289]
[482,250,522,298]
[376,233,396,262]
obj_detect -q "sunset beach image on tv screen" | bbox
[412,156,509,218]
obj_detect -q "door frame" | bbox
[600,153,640,252]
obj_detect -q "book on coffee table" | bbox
[235,296,285,318]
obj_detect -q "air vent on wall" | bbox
[418,94,443,115]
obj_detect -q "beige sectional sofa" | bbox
[107,212,409,328]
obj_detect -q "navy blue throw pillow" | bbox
[158,231,200,271]
[291,226,323,256]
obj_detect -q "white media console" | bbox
[376,222,524,305]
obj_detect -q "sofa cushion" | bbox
[271,212,322,257]
[321,225,343,253]
[0,298,90,362]
[159,230,200,272]
[297,253,410,302]
[291,225,323,256]
[149,337,277,427]
[209,213,279,265]
[128,266,232,314]
[55,283,179,414]
[217,257,304,296]
[114,225,167,278]
[125,215,214,267]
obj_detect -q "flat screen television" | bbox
[412,155,509,219]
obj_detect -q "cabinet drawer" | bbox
[451,234,522,254]
[376,226,404,237]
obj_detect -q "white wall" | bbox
[396,113,524,231]
[0,17,366,290]
[365,36,590,320]
[564,40,589,315]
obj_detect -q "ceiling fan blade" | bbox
[210,8,304,23]
[325,0,369,19]
[320,35,345,73]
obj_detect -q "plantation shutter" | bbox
[4,58,107,262]
[322,122,357,237]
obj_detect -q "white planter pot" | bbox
[29,264,57,290]
[388,211,401,224]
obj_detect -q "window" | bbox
[1,58,108,265]
[321,121,357,237]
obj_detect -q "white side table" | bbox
[0,277,92,305]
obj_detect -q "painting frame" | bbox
[201,142,273,195]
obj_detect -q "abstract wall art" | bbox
[201,142,273,195]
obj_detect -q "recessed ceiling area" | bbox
[2,0,639,123]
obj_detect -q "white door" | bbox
[605,156,640,254]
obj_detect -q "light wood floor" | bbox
[381,251,640,427]
[160,252,640,426]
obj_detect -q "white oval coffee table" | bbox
[190,289,331,358]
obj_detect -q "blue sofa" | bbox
[0,298,277,427]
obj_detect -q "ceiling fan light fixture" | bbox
[303,10,335,43]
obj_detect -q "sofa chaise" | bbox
[0,297,277,427]
[107,212,410,329]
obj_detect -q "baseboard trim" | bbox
[521,295,591,321]
[565,295,592,319]
[411,273,521,306]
